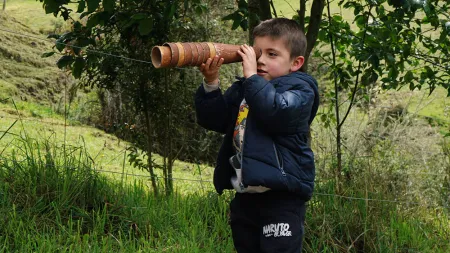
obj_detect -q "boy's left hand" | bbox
[237,44,257,78]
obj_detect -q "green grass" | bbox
[0,134,233,252]
[0,0,73,106]
[1,126,448,252]
[378,86,450,126]
[0,98,215,194]
[3,0,73,34]
[272,0,351,19]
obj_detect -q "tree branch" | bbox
[270,0,277,17]
[302,0,325,72]
[339,6,372,129]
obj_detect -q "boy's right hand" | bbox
[200,56,224,85]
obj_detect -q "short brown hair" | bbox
[252,18,307,59]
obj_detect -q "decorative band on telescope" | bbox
[206,42,216,59]
[164,42,178,67]
[175,43,184,67]
[193,43,203,66]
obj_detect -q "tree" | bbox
[248,0,272,43]
[223,0,450,191]
[223,0,325,72]
[315,0,450,187]
[38,0,209,196]
[3,0,6,11]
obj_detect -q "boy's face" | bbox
[254,36,304,81]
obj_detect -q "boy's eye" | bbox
[269,52,277,57]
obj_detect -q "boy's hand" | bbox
[200,56,224,84]
[237,44,257,78]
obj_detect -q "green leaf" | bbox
[86,13,102,28]
[369,54,379,69]
[386,53,395,64]
[60,9,70,20]
[423,3,431,16]
[424,66,434,78]
[80,12,90,19]
[166,4,176,19]
[56,55,74,69]
[237,0,247,9]
[121,19,137,29]
[333,15,343,22]
[77,1,86,13]
[103,0,115,12]
[240,19,248,31]
[388,67,398,80]
[73,21,82,31]
[138,18,153,36]
[355,15,367,28]
[222,12,237,21]
[55,39,66,52]
[41,52,55,58]
[72,46,81,55]
[318,29,328,41]
[232,18,240,30]
[404,70,414,82]
[72,57,85,79]
[370,72,379,83]
[86,0,100,12]
[195,5,203,15]
[44,2,59,14]
[76,37,92,47]
[47,34,60,40]
[131,13,148,20]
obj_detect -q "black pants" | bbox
[229,191,306,253]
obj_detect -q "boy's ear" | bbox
[290,56,305,72]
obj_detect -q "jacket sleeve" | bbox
[194,83,234,134]
[243,74,315,134]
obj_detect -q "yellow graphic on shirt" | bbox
[233,100,249,152]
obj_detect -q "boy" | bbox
[195,18,319,252]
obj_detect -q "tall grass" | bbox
[1,118,449,252]
[0,134,234,252]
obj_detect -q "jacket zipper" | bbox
[273,143,286,177]
[239,104,248,191]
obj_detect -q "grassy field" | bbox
[1,0,450,252]
[1,108,449,252]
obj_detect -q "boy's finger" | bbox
[211,56,220,66]
[217,58,224,68]
[205,58,212,67]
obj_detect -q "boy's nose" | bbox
[257,54,265,65]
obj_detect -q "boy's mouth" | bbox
[257,69,267,75]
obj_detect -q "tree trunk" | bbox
[302,0,325,73]
[3,0,6,11]
[248,0,272,44]
[325,0,342,193]
[298,0,307,31]
[163,70,174,196]
[140,81,159,197]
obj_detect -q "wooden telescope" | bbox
[151,42,261,68]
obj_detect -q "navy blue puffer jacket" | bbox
[195,72,319,201]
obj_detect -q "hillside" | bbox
[0,0,70,105]
[0,0,214,192]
